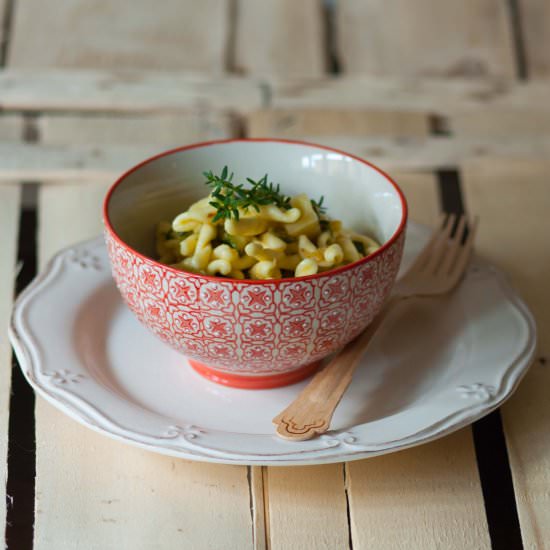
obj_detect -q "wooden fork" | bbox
[273,214,478,441]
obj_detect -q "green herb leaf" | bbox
[204,166,292,222]
[311,196,327,218]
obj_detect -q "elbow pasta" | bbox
[156,192,380,280]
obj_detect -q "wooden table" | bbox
[1,1,549,548]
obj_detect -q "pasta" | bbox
[155,169,380,280]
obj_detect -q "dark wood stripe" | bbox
[5,193,38,550]
[472,412,524,550]
[507,0,529,80]
[322,0,340,74]
[0,0,15,66]
[437,170,523,550]
[342,464,354,550]
[224,0,238,74]
[437,170,465,215]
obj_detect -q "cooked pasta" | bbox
[155,168,380,280]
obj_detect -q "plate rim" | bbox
[9,225,538,466]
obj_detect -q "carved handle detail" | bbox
[274,417,330,441]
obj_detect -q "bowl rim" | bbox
[103,138,408,284]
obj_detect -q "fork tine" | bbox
[448,216,478,286]
[437,214,468,275]
[406,213,452,274]
[422,213,457,274]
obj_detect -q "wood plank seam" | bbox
[0,183,20,549]
[247,467,255,547]
[321,0,340,74]
[5,189,37,550]
[261,466,271,550]
[23,112,39,143]
[507,0,529,79]
[472,412,524,550]
[438,169,524,550]
[0,0,15,66]
[343,464,354,550]
[249,466,266,550]
[225,0,238,73]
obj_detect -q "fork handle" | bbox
[272,296,403,441]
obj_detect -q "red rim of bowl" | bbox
[102,138,408,285]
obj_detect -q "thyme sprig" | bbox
[311,196,327,218]
[204,166,291,222]
[204,166,253,222]
[246,175,292,211]
[203,166,326,223]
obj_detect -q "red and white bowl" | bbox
[103,139,407,389]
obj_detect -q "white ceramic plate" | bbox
[10,223,537,465]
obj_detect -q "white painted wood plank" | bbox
[246,109,429,137]
[0,114,23,141]
[336,0,516,78]
[348,430,491,549]
[463,158,550,549]
[2,70,549,115]
[519,0,550,77]
[8,0,229,72]
[0,142,162,182]
[0,70,264,112]
[234,0,325,77]
[4,134,550,183]
[0,184,21,544]
[346,171,490,550]
[269,135,550,172]
[0,106,236,182]
[265,465,350,550]
[268,76,494,111]
[449,109,550,137]
[36,182,255,550]
[269,76,550,113]
[38,112,235,145]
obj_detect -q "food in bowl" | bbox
[156,166,380,280]
[103,139,407,389]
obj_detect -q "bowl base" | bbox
[188,359,322,389]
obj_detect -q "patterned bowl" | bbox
[103,139,407,389]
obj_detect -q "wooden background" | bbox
[1,1,549,549]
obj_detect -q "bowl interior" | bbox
[106,141,405,258]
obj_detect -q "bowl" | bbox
[103,139,407,389]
